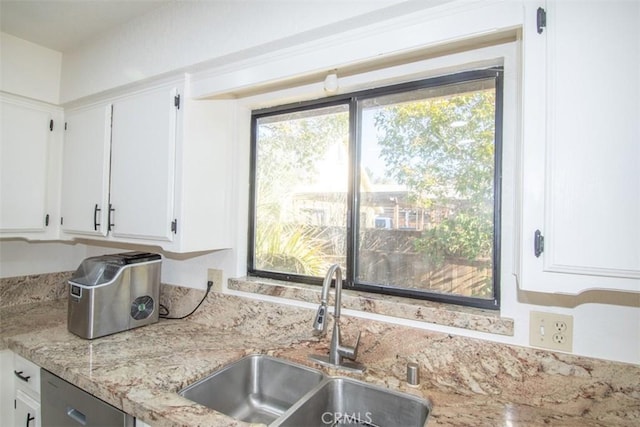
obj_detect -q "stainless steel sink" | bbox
[179,355,431,426]
[179,354,325,424]
[274,377,431,427]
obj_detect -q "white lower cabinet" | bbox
[13,353,41,427]
[1,350,15,427]
[5,352,147,427]
[15,389,40,427]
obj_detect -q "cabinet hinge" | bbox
[174,94,181,109]
[49,119,54,131]
[171,219,178,234]
[45,214,50,227]
[534,229,544,257]
[537,7,547,34]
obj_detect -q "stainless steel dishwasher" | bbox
[41,369,134,427]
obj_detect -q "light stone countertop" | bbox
[1,297,639,427]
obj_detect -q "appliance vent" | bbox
[130,295,154,320]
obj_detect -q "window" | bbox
[249,69,503,309]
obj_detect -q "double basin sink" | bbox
[179,354,431,426]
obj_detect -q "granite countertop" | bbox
[1,298,638,427]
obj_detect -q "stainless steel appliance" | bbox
[67,251,161,339]
[41,369,134,427]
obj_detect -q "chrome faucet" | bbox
[310,264,364,372]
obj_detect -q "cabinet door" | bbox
[519,0,640,293]
[60,104,112,236]
[0,98,52,232]
[110,86,179,242]
[15,389,40,427]
[1,351,15,427]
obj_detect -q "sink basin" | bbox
[180,355,431,426]
[179,355,324,424]
[274,377,431,427]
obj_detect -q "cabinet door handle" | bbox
[93,204,101,231]
[26,413,35,427]
[14,370,31,382]
[108,204,115,231]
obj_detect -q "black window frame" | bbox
[248,68,504,310]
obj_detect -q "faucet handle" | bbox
[338,331,361,361]
[313,303,328,334]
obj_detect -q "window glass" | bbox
[253,104,349,276]
[357,79,497,300]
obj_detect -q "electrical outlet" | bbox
[207,269,223,292]
[529,311,573,352]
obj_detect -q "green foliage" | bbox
[414,211,493,266]
[375,89,496,263]
[254,222,329,276]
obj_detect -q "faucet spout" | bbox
[310,264,364,373]
[313,264,340,334]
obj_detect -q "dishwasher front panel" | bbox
[41,369,134,427]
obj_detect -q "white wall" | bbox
[60,0,409,103]
[0,238,236,292]
[0,32,61,104]
[81,242,237,291]
[0,241,84,278]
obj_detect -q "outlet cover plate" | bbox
[529,311,573,352]
[207,269,223,292]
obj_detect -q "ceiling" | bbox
[0,0,172,52]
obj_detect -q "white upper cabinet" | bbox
[60,104,112,236]
[109,86,179,242]
[0,93,62,240]
[59,79,237,252]
[170,97,242,252]
[518,0,640,294]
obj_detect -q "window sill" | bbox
[228,277,514,336]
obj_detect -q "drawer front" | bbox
[14,354,41,396]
